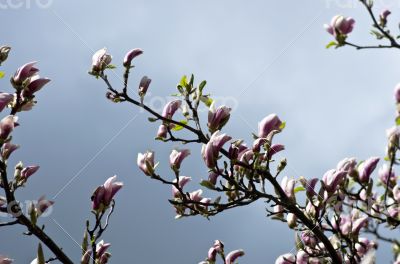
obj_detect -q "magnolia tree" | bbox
[1,1,400,264]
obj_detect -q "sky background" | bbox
[1,0,400,263]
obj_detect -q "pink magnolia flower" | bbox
[208,170,222,185]
[162,100,182,119]
[138,76,151,97]
[322,169,346,192]
[36,196,54,216]
[172,176,191,197]
[280,176,295,200]
[378,164,396,187]
[123,48,143,67]
[189,189,203,202]
[91,48,112,74]
[207,102,231,132]
[169,149,190,170]
[22,75,51,97]
[202,131,232,168]
[137,151,155,176]
[393,185,400,202]
[275,253,295,264]
[352,216,368,235]
[300,177,318,198]
[1,142,19,159]
[12,61,39,85]
[228,140,247,160]
[20,165,40,181]
[225,249,245,264]
[213,240,224,252]
[358,157,379,183]
[0,256,13,264]
[324,15,355,36]
[0,115,17,140]
[336,157,357,174]
[267,144,285,159]
[296,250,309,264]
[258,113,282,138]
[81,250,91,264]
[0,93,13,112]
[92,175,123,210]
[380,9,391,24]
[207,246,217,262]
[96,240,111,259]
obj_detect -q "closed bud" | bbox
[123,48,143,67]
[258,113,282,138]
[138,76,151,99]
[137,151,156,176]
[207,102,231,133]
[225,250,244,264]
[169,149,190,171]
[90,48,112,75]
[0,93,14,112]
[287,213,297,229]
[0,46,11,64]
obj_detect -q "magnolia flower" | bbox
[275,253,295,264]
[393,185,400,203]
[228,140,247,160]
[22,75,51,97]
[137,151,156,176]
[358,157,379,183]
[207,247,217,262]
[138,76,151,98]
[20,165,40,181]
[324,15,355,37]
[225,249,244,264]
[0,256,13,264]
[92,175,123,211]
[322,169,346,192]
[207,102,231,132]
[123,48,143,67]
[91,48,112,74]
[36,196,54,216]
[213,240,224,252]
[208,170,222,185]
[201,131,232,168]
[299,177,318,198]
[296,250,309,264]
[280,176,295,200]
[169,149,190,170]
[189,189,203,202]
[0,93,13,112]
[0,115,17,140]
[81,250,92,264]
[378,164,396,187]
[258,113,282,138]
[172,176,191,197]
[267,144,285,159]
[12,61,39,85]
[0,46,11,63]
[336,157,357,174]
[301,231,316,247]
[352,216,368,235]
[162,100,182,119]
[96,240,111,260]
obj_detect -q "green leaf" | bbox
[37,243,45,264]
[294,186,306,193]
[189,74,194,87]
[279,121,286,130]
[180,75,188,87]
[396,116,400,126]
[106,64,117,69]
[326,41,337,49]
[200,96,213,107]
[172,120,188,131]
[0,71,4,79]
[148,117,158,122]
[200,180,215,190]
[199,80,207,92]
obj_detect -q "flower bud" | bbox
[0,115,17,140]
[258,113,282,138]
[207,102,231,133]
[280,176,295,200]
[287,213,297,229]
[156,124,168,139]
[201,131,231,168]
[169,149,190,171]
[138,76,151,98]
[207,247,217,262]
[12,61,39,86]
[91,176,123,211]
[225,249,244,264]
[36,196,54,216]
[189,189,203,202]
[20,165,40,182]
[380,9,391,26]
[91,48,112,75]
[322,169,346,192]
[137,151,156,176]
[123,48,143,67]
[22,75,51,98]
[81,250,91,264]
[378,164,396,187]
[0,93,14,112]
[0,46,11,64]
[162,100,182,119]
[358,157,379,183]
[96,240,111,260]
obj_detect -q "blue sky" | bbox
[1,0,399,263]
